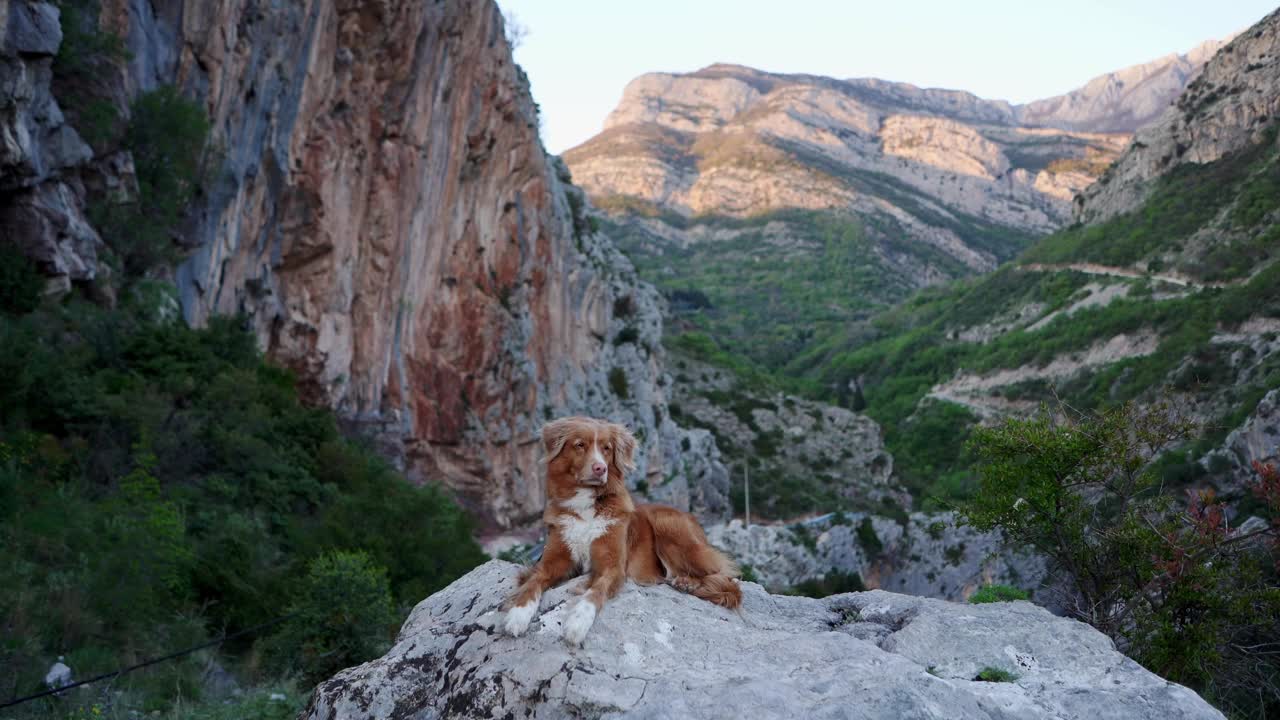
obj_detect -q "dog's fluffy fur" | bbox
[502,416,741,645]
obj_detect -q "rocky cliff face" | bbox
[1078,12,1280,222]
[706,512,1049,604]
[302,560,1223,719]
[0,0,100,293]
[0,0,728,531]
[668,354,902,519]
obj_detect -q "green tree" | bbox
[95,86,212,276]
[960,401,1280,717]
[269,551,396,685]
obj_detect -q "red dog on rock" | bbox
[503,416,741,646]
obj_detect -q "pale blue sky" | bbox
[499,1,1276,154]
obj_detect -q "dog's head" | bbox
[541,416,637,493]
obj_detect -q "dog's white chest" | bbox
[555,490,615,572]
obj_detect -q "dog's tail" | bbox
[644,505,743,610]
[669,572,743,610]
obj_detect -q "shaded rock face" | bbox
[3,0,726,530]
[668,355,902,519]
[707,512,1048,604]
[1078,11,1280,222]
[0,0,101,290]
[303,560,1223,719]
[1203,388,1280,497]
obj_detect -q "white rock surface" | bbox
[303,560,1223,719]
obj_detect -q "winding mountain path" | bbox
[1020,262,1228,289]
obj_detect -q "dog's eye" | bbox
[574,440,584,449]
[603,444,612,452]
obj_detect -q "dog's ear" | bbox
[609,423,638,476]
[540,417,576,463]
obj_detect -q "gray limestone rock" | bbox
[303,560,1222,720]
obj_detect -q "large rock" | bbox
[303,560,1223,719]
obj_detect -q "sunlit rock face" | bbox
[564,45,1224,281]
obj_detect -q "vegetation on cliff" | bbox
[661,124,1280,509]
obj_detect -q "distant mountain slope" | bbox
[568,62,1129,236]
[562,40,1223,375]
[793,11,1280,502]
[1016,37,1231,133]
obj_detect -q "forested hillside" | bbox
[0,249,485,717]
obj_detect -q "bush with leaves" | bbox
[0,244,45,315]
[960,401,1280,718]
[92,86,211,276]
[268,551,396,685]
[0,300,484,716]
[968,584,1029,604]
[783,569,865,598]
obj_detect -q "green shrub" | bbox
[53,0,129,79]
[0,301,484,715]
[789,523,817,551]
[856,517,883,558]
[0,244,45,315]
[968,584,1029,604]
[960,401,1280,717]
[614,325,640,345]
[975,667,1017,683]
[608,367,630,399]
[268,550,396,685]
[94,86,211,276]
[785,569,865,598]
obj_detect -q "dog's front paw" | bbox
[561,600,598,647]
[503,601,538,637]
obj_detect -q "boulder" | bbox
[303,560,1222,719]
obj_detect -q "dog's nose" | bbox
[591,462,607,478]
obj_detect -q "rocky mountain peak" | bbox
[1076,11,1280,222]
[1016,35,1235,134]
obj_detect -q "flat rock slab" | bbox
[303,560,1222,720]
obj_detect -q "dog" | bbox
[502,416,741,646]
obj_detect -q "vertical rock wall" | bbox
[1,0,729,530]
